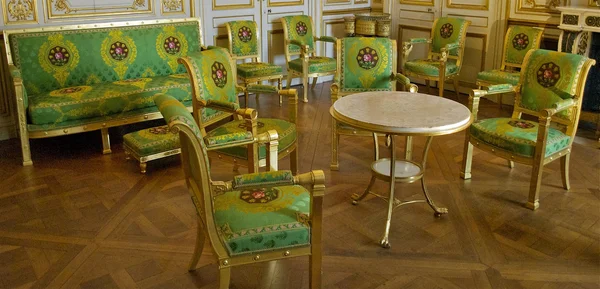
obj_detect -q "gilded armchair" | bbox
[402,17,471,98]
[178,47,299,174]
[460,49,595,210]
[330,37,418,170]
[153,94,325,289]
[225,20,284,107]
[477,25,543,105]
[281,15,337,103]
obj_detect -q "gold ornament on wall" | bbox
[163,0,182,11]
[49,0,152,18]
[3,0,37,24]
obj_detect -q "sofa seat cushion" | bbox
[123,125,180,158]
[470,118,570,157]
[477,69,520,86]
[205,118,296,159]
[28,74,191,125]
[237,62,283,79]
[288,56,336,74]
[214,184,310,255]
[404,59,458,77]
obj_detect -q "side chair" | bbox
[153,93,325,289]
[460,49,595,210]
[178,47,299,174]
[402,17,471,98]
[225,20,284,107]
[281,15,337,103]
[330,37,418,171]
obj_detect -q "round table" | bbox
[330,91,472,248]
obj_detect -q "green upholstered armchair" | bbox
[178,47,299,174]
[477,25,543,105]
[225,20,284,107]
[402,17,471,98]
[460,49,596,210]
[281,15,337,103]
[330,37,418,171]
[153,94,325,289]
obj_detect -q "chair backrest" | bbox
[336,37,397,92]
[154,93,230,258]
[429,17,470,58]
[516,49,595,131]
[226,20,261,61]
[281,15,316,57]
[179,47,239,128]
[501,25,544,70]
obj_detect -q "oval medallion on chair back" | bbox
[430,17,469,56]
[503,26,544,67]
[8,21,202,94]
[519,49,590,120]
[227,20,260,58]
[181,47,239,124]
[281,15,315,55]
[340,37,394,92]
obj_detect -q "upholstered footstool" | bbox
[123,125,181,173]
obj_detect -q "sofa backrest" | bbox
[4,18,203,95]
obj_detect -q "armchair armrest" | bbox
[287,39,310,54]
[402,38,432,69]
[233,170,294,189]
[408,38,431,44]
[205,131,254,148]
[315,36,337,43]
[468,84,518,121]
[246,84,278,94]
[392,73,419,93]
[546,98,576,116]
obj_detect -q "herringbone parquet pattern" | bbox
[0,83,598,289]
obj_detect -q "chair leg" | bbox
[312,77,318,89]
[527,162,543,211]
[508,160,515,168]
[309,253,322,289]
[219,267,231,289]
[460,135,473,180]
[438,79,445,98]
[101,128,112,154]
[453,78,460,100]
[188,219,206,272]
[139,162,147,174]
[290,147,299,175]
[302,76,309,103]
[425,80,431,94]
[331,121,339,171]
[278,78,283,106]
[561,153,571,190]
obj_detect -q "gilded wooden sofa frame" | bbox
[460,51,596,210]
[3,18,203,166]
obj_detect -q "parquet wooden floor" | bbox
[0,83,598,289]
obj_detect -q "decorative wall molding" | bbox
[517,0,565,15]
[47,0,153,19]
[2,0,37,24]
[161,0,184,14]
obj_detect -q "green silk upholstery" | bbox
[9,21,201,95]
[214,184,310,255]
[470,118,570,157]
[281,15,315,54]
[227,20,260,57]
[181,48,238,124]
[504,26,544,65]
[233,170,294,189]
[477,70,520,86]
[205,131,253,147]
[28,74,190,125]
[237,62,283,78]
[123,125,180,157]
[339,37,394,92]
[205,118,297,159]
[519,49,589,120]
[431,17,469,56]
[404,59,458,77]
[288,56,336,74]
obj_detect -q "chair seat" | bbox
[470,118,570,157]
[237,62,283,79]
[214,184,311,255]
[404,59,458,77]
[205,118,296,159]
[477,69,520,86]
[123,125,180,157]
[288,56,336,74]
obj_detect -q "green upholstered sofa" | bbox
[3,18,203,165]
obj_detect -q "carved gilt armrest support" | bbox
[469,84,518,121]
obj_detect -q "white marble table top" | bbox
[330,91,472,135]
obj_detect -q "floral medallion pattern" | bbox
[357,47,379,70]
[48,46,70,66]
[440,23,454,39]
[507,120,535,129]
[537,62,560,88]
[110,41,129,61]
[38,34,80,86]
[240,188,280,204]
[238,26,253,42]
[296,21,308,36]
[512,33,529,51]
[164,36,181,55]
[211,61,228,88]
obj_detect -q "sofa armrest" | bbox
[8,65,21,79]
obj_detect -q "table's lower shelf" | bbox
[371,158,424,182]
